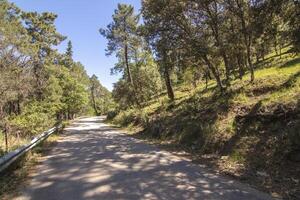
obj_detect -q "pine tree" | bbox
[100,4,140,105]
[66,40,73,59]
[64,40,74,68]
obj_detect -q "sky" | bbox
[10,0,142,91]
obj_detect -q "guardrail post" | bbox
[4,124,8,153]
[0,123,62,173]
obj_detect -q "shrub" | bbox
[113,109,136,126]
[9,101,56,136]
[106,110,119,120]
[111,108,150,127]
[134,109,150,127]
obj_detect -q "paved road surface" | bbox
[16,117,274,200]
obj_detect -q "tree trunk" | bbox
[205,5,231,84]
[33,60,44,100]
[124,44,133,85]
[236,0,254,82]
[237,54,244,80]
[91,88,98,116]
[256,53,259,63]
[222,52,231,84]
[164,66,174,101]
[4,124,8,152]
[162,53,174,101]
[202,54,224,93]
[246,43,254,82]
[124,43,140,106]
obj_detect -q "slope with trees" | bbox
[100,4,163,108]
[102,1,300,199]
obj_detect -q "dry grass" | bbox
[0,133,60,199]
[0,133,30,157]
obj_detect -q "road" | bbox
[16,117,274,200]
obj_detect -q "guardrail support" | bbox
[0,124,62,173]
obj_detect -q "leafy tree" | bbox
[66,40,73,58]
[90,75,114,115]
[64,40,74,68]
[101,3,163,106]
[142,0,183,100]
[100,4,140,105]
[21,10,66,99]
[0,1,110,152]
[61,77,89,119]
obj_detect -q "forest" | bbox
[100,0,300,198]
[0,0,114,154]
[0,0,299,199]
[102,0,299,107]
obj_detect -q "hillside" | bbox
[1,0,299,199]
[108,50,300,199]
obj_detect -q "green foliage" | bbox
[101,4,163,107]
[43,69,64,113]
[10,101,55,136]
[112,108,150,127]
[131,50,163,101]
[230,150,246,163]
[58,71,89,117]
[66,40,73,58]
[90,75,115,115]
[21,10,66,59]
[112,109,137,127]
[106,110,119,121]
[0,1,112,152]
[111,51,300,163]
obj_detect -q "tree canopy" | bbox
[0,0,112,152]
[100,0,299,106]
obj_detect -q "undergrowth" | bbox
[0,131,61,199]
[109,51,300,199]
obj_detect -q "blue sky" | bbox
[10,0,142,91]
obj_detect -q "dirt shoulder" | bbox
[0,133,61,200]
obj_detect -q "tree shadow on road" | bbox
[17,118,271,200]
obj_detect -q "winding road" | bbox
[16,117,274,200]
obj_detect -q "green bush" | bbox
[106,110,119,120]
[113,109,136,126]
[134,109,150,127]
[112,108,150,127]
[10,101,56,136]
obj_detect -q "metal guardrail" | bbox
[0,124,62,173]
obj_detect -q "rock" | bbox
[256,171,269,177]
[221,156,229,160]
[271,192,281,199]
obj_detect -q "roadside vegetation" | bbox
[101,1,300,199]
[1,0,299,199]
[0,1,112,196]
[0,132,61,199]
[0,1,113,154]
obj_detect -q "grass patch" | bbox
[0,132,60,199]
[0,134,30,156]
[0,151,39,199]
[230,150,246,163]
[109,51,300,199]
